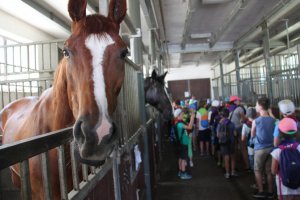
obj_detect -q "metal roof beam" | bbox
[209,0,250,48]
[168,42,233,53]
[234,0,300,50]
[21,0,70,33]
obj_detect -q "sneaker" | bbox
[177,171,181,177]
[250,183,257,189]
[266,192,274,199]
[231,171,238,177]
[224,173,230,179]
[180,172,192,180]
[189,160,194,167]
[253,191,265,198]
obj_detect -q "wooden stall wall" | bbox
[168,78,211,101]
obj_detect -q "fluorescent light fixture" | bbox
[190,33,212,39]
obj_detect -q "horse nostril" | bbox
[74,119,84,144]
[101,122,118,144]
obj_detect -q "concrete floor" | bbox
[155,141,267,200]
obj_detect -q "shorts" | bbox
[254,147,273,174]
[198,129,211,142]
[220,142,235,155]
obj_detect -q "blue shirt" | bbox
[253,116,275,150]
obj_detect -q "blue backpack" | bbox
[279,142,300,189]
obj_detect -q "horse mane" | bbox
[51,59,74,129]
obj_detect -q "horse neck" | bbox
[51,60,75,129]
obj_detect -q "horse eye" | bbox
[120,48,128,59]
[63,49,70,58]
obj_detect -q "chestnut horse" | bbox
[0,0,127,199]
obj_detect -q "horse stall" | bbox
[0,40,164,200]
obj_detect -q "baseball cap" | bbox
[278,99,295,115]
[212,100,220,107]
[230,95,241,102]
[278,118,297,135]
[174,109,182,118]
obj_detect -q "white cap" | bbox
[174,109,182,118]
[278,99,295,115]
[212,100,220,107]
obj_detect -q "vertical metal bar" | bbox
[82,164,88,182]
[41,152,53,200]
[234,50,241,97]
[49,43,52,70]
[29,81,32,96]
[219,58,225,99]
[27,45,30,72]
[41,44,44,71]
[70,142,80,190]
[90,166,96,174]
[137,72,152,200]
[112,149,122,200]
[22,81,25,97]
[20,160,32,200]
[58,145,68,200]
[1,84,4,108]
[15,82,18,100]
[262,21,273,104]
[8,83,11,102]
[12,46,15,73]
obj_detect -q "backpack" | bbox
[279,142,300,189]
[218,119,231,144]
[198,108,209,129]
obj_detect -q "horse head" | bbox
[144,70,173,121]
[64,0,127,165]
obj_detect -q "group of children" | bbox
[171,96,300,200]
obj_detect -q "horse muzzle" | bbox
[73,119,119,166]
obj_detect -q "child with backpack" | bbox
[217,107,237,179]
[270,118,300,200]
[174,108,195,180]
[241,107,257,170]
[273,99,300,147]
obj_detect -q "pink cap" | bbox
[229,95,241,102]
[278,118,297,135]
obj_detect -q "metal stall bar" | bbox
[70,142,80,191]
[58,145,68,200]
[41,152,53,200]
[137,71,152,200]
[20,160,32,200]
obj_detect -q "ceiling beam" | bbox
[21,0,70,33]
[180,0,194,50]
[168,42,233,53]
[209,0,250,48]
[234,0,300,50]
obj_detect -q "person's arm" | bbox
[241,125,247,142]
[251,120,256,138]
[184,112,195,130]
[273,124,280,147]
[271,157,279,175]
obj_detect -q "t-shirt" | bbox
[230,106,245,130]
[270,145,300,195]
[176,122,189,146]
[241,123,254,155]
[196,108,209,130]
[253,116,275,150]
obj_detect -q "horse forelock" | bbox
[73,14,117,37]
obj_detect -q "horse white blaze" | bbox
[85,34,114,144]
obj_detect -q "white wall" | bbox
[165,65,212,82]
[0,10,54,42]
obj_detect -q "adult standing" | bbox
[196,101,211,156]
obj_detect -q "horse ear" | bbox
[161,72,167,80]
[108,0,127,26]
[68,0,87,22]
[151,70,157,79]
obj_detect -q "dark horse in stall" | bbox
[144,70,173,121]
[0,0,127,199]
